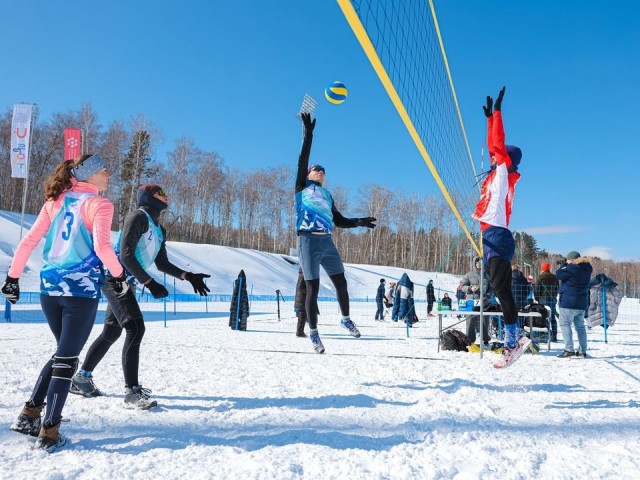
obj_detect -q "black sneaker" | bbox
[557,350,576,358]
[574,351,588,358]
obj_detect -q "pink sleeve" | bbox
[8,203,53,278]
[86,198,124,277]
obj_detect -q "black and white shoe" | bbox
[70,373,104,398]
[124,386,158,410]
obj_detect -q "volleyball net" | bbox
[337,0,480,254]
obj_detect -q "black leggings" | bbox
[488,257,518,325]
[305,272,349,329]
[81,282,145,387]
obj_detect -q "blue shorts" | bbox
[297,232,345,280]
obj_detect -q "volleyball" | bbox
[324,81,348,105]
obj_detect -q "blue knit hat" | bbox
[72,154,106,181]
[506,145,522,169]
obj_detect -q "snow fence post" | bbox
[4,299,10,322]
[163,273,167,328]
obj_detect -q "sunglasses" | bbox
[154,188,167,197]
[310,165,325,173]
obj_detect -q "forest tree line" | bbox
[1,104,638,295]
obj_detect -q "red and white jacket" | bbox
[472,111,520,231]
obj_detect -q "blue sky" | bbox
[2,1,638,260]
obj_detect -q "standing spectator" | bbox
[461,257,492,344]
[426,279,436,317]
[556,251,593,358]
[441,293,453,310]
[375,278,386,320]
[472,86,528,364]
[535,263,559,342]
[3,154,126,451]
[72,184,210,410]
[455,281,466,308]
[295,113,377,353]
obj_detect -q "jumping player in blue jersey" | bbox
[295,113,377,353]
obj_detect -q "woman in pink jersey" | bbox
[2,154,127,452]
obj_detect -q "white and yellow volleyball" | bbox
[324,81,348,105]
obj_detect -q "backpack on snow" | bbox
[522,303,548,329]
[440,329,471,352]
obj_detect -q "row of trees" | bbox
[1,104,638,294]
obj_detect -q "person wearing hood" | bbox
[472,86,527,363]
[72,184,211,409]
[295,113,377,353]
[392,273,416,323]
[3,154,126,451]
[375,278,386,321]
[556,251,593,358]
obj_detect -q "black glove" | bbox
[301,112,316,133]
[1,276,20,304]
[146,279,169,299]
[184,272,211,296]
[494,86,506,111]
[357,217,377,228]
[107,271,130,298]
[483,96,493,118]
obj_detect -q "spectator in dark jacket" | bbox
[511,264,529,311]
[441,293,452,309]
[534,263,559,341]
[375,278,386,320]
[426,279,436,317]
[461,257,491,344]
[455,281,466,303]
[556,251,593,358]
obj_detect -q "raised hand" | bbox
[483,96,493,118]
[494,86,506,111]
[301,112,316,133]
[185,272,211,296]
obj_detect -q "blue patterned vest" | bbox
[40,192,104,298]
[295,180,334,234]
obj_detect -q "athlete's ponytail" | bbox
[44,154,93,200]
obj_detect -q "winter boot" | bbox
[71,372,104,398]
[34,421,66,452]
[340,317,361,338]
[10,402,45,437]
[124,385,158,410]
[309,330,325,354]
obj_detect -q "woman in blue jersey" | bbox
[2,154,127,452]
[295,113,377,353]
[71,184,210,409]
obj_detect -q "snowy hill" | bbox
[1,210,640,479]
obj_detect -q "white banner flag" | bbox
[10,103,34,179]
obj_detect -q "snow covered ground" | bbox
[1,211,640,479]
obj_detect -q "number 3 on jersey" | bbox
[61,212,75,240]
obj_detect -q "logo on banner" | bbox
[10,104,34,179]
[64,128,82,160]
